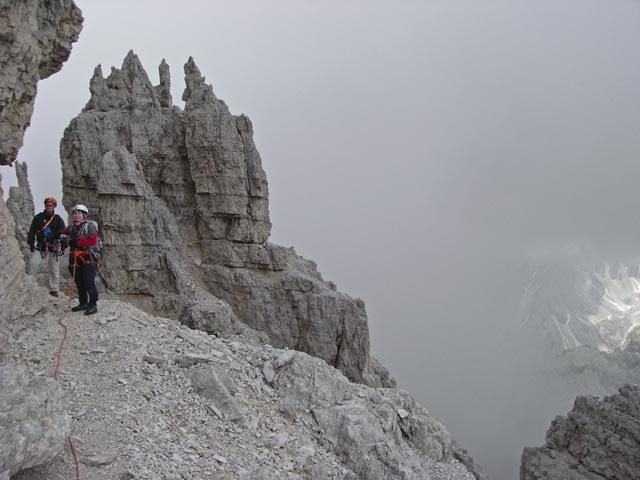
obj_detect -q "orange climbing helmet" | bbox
[44,197,57,207]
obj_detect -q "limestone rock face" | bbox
[0,356,71,478]
[0,144,62,480]
[0,3,81,478]
[520,385,640,480]
[6,162,35,260]
[0,177,44,324]
[0,0,83,165]
[61,52,380,385]
[181,57,270,246]
[275,351,486,479]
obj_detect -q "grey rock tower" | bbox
[61,52,391,386]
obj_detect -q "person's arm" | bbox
[76,223,98,249]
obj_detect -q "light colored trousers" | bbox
[27,250,60,292]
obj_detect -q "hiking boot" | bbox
[84,305,98,316]
[49,291,59,298]
[71,304,88,312]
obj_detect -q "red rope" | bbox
[52,262,81,479]
[53,311,69,381]
[53,263,76,380]
[68,437,80,480]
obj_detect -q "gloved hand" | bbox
[29,243,35,252]
[68,239,77,248]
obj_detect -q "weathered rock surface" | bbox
[0,2,82,477]
[0,0,83,165]
[0,177,44,324]
[520,384,640,480]
[9,298,481,480]
[60,52,382,386]
[0,145,68,480]
[6,161,35,260]
[0,355,71,479]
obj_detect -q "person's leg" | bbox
[84,262,99,315]
[47,252,60,293]
[70,259,88,310]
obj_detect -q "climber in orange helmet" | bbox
[27,196,66,297]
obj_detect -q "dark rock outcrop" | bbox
[61,52,383,386]
[0,0,83,165]
[520,384,640,480]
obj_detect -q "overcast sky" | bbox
[4,1,640,478]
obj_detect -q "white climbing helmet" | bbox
[71,204,89,215]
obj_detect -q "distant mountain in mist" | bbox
[515,253,640,420]
[518,256,640,355]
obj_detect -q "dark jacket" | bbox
[27,211,65,249]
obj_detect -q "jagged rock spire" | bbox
[156,59,172,107]
[84,50,161,111]
[181,56,270,245]
[182,56,218,105]
[61,54,381,385]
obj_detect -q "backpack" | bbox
[79,220,102,260]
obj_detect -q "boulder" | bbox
[0,358,71,478]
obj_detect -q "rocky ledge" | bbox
[9,297,482,480]
[520,384,640,480]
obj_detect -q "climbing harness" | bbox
[50,239,64,258]
[36,215,56,258]
[69,248,100,271]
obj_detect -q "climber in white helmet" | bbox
[62,203,100,315]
